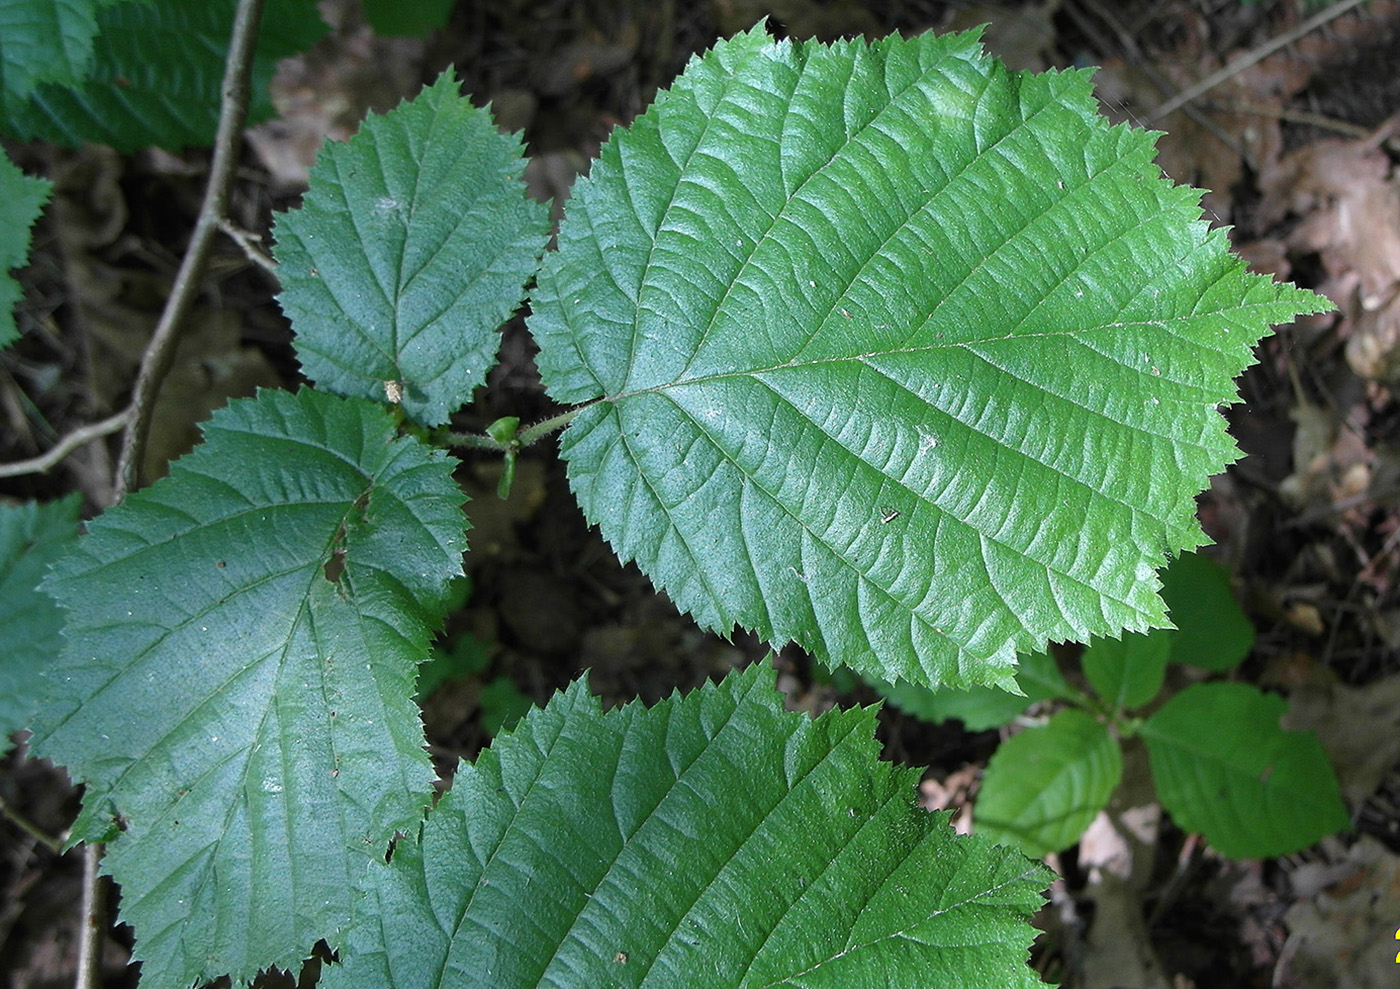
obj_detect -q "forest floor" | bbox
[3,0,1400,987]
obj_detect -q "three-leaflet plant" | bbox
[0,16,1333,989]
[878,552,1349,859]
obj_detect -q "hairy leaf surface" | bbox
[0,148,50,347]
[30,388,466,989]
[324,662,1051,988]
[1141,682,1348,858]
[0,495,80,753]
[974,708,1121,856]
[0,0,325,150]
[529,26,1328,689]
[275,72,549,426]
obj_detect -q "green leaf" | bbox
[874,647,1072,730]
[1140,682,1348,859]
[477,675,530,736]
[324,663,1052,989]
[0,0,102,102]
[274,72,550,426]
[362,0,455,38]
[528,26,1329,691]
[1161,550,1253,672]
[975,708,1122,856]
[0,495,81,754]
[29,388,467,989]
[0,0,326,151]
[0,147,51,348]
[1080,628,1170,712]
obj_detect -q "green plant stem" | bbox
[516,408,581,446]
[112,0,266,498]
[446,406,583,452]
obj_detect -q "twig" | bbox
[1147,0,1373,123]
[112,0,267,499]
[218,217,277,273]
[0,792,64,854]
[1206,98,1371,139]
[74,4,269,988]
[0,408,132,479]
[75,844,105,989]
[1069,0,1245,156]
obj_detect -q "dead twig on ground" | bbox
[0,409,132,479]
[1147,0,1372,123]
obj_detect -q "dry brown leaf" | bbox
[1258,119,1400,382]
[1284,673,1400,806]
[1279,837,1400,989]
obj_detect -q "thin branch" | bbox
[1069,0,1245,156]
[1206,99,1371,139]
[74,844,105,989]
[0,408,132,479]
[218,217,277,273]
[113,0,267,499]
[74,4,269,988]
[0,792,64,854]
[1147,0,1372,123]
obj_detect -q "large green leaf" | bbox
[0,0,326,150]
[29,388,466,989]
[0,147,51,347]
[0,494,81,753]
[1140,682,1348,858]
[0,0,102,103]
[528,26,1328,690]
[974,708,1121,856]
[324,662,1052,988]
[274,72,549,426]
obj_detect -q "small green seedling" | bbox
[883,552,1349,859]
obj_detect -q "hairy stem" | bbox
[445,406,584,452]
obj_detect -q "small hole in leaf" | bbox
[324,548,347,584]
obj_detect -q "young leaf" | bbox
[1160,550,1254,672]
[1140,682,1349,858]
[29,388,467,989]
[873,647,1072,731]
[529,26,1329,691]
[0,0,102,103]
[975,708,1122,857]
[323,663,1052,989]
[1080,628,1171,712]
[0,147,51,348]
[0,494,81,753]
[0,0,326,151]
[275,72,549,426]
